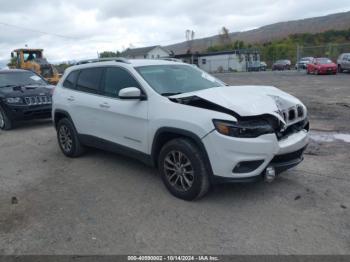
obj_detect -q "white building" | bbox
[121,45,170,59]
[198,50,260,73]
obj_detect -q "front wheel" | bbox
[158,138,210,201]
[338,65,343,73]
[56,118,86,157]
[0,106,13,130]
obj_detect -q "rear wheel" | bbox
[0,106,13,130]
[57,118,85,157]
[158,138,210,201]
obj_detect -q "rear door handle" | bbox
[67,96,75,102]
[99,103,110,109]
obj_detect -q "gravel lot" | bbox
[0,71,349,255]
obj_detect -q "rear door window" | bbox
[76,68,104,94]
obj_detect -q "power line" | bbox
[0,21,185,47]
[0,21,78,40]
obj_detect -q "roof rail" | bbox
[159,58,182,62]
[76,57,130,65]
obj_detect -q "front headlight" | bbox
[5,97,23,104]
[213,119,274,138]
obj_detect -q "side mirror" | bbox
[118,87,146,100]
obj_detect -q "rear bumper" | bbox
[3,104,52,120]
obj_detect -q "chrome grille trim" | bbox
[24,96,52,106]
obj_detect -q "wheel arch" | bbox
[151,127,213,176]
[53,109,73,129]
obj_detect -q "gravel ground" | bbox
[0,71,349,255]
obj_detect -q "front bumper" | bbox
[3,103,52,121]
[202,128,309,182]
[318,68,337,74]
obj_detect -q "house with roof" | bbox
[121,45,171,59]
[174,49,261,73]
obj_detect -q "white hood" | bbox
[171,85,304,123]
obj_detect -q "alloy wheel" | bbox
[59,125,73,153]
[164,150,194,192]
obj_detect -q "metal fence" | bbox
[297,43,350,68]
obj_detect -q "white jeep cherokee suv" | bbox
[52,58,309,200]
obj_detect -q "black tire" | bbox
[338,65,343,73]
[0,105,13,130]
[56,118,85,157]
[158,138,210,201]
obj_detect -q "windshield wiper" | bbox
[161,92,183,96]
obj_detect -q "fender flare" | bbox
[151,127,214,176]
[53,109,74,129]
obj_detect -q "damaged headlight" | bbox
[213,119,274,138]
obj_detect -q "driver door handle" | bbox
[67,96,75,102]
[99,102,110,109]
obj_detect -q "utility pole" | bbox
[296,44,301,72]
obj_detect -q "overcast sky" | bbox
[0,0,350,64]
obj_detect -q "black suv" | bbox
[0,69,53,130]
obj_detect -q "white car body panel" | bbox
[170,85,304,123]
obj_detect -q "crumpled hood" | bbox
[170,85,304,123]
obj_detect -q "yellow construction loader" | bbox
[10,48,60,84]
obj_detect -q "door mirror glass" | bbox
[118,87,146,100]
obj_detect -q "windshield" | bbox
[300,57,312,62]
[0,71,47,87]
[316,58,332,64]
[135,64,224,95]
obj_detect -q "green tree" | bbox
[99,51,121,58]
[7,57,17,68]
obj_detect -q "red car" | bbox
[307,58,337,75]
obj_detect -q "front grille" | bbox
[276,118,309,140]
[297,105,304,117]
[271,146,307,164]
[279,104,305,124]
[24,96,52,106]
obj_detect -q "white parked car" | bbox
[52,58,309,200]
[337,53,350,72]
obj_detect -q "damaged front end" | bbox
[169,95,309,140]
